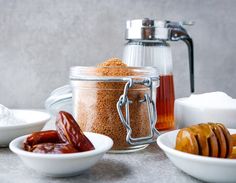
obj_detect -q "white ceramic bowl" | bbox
[157,129,236,182]
[10,132,113,177]
[0,110,50,146]
[175,98,236,128]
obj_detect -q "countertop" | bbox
[0,119,202,183]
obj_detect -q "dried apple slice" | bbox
[231,134,236,146]
[217,123,233,158]
[229,147,236,159]
[198,123,218,157]
[189,125,210,156]
[209,123,227,158]
[175,128,199,155]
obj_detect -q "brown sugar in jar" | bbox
[70,58,159,153]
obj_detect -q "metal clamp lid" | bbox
[117,77,160,146]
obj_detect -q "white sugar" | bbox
[183,92,236,108]
[0,104,24,126]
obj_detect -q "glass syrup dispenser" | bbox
[123,18,194,131]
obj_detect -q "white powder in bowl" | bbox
[0,104,24,126]
[183,92,236,109]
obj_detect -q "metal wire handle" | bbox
[117,78,160,146]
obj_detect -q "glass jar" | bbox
[70,66,159,153]
[45,85,72,116]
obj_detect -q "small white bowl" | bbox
[0,110,50,146]
[10,132,113,177]
[175,98,236,128]
[157,129,236,182]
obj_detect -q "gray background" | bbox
[0,0,235,108]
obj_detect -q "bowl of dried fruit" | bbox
[9,111,113,177]
[157,123,236,183]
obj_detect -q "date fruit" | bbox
[23,111,95,154]
[56,111,95,152]
[24,130,62,151]
[31,143,78,154]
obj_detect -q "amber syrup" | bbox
[155,75,175,131]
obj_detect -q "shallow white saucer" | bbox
[157,129,236,183]
[10,132,113,177]
[0,110,50,146]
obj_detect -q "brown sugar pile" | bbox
[96,58,132,77]
[97,58,127,67]
[74,58,150,151]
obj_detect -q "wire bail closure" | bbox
[117,78,160,146]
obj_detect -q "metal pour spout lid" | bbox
[125,18,194,41]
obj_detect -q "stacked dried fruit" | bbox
[24,111,95,154]
[175,123,236,158]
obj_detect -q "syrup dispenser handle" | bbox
[183,37,194,93]
[167,22,195,93]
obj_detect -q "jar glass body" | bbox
[70,66,158,153]
[123,40,175,131]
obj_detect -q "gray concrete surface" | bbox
[1,117,202,183]
[0,0,236,108]
[0,145,201,183]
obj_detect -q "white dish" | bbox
[157,129,236,182]
[0,110,50,146]
[175,97,236,128]
[10,132,113,177]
